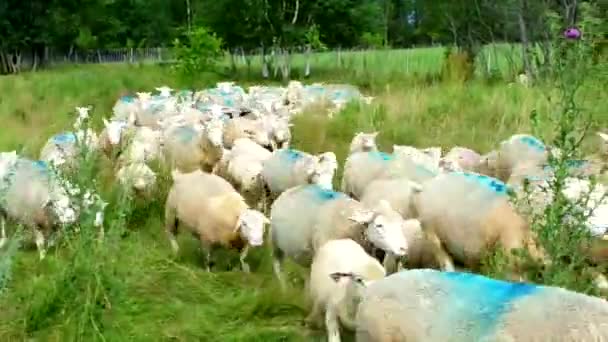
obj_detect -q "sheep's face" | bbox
[236,209,269,247]
[350,132,378,153]
[205,120,224,147]
[103,119,129,145]
[329,272,373,314]
[156,86,173,97]
[244,127,272,150]
[136,92,152,103]
[271,120,292,147]
[443,147,481,171]
[349,201,409,256]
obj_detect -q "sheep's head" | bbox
[156,86,173,97]
[136,91,152,103]
[103,118,129,145]
[217,82,234,93]
[348,200,409,257]
[329,272,375,313]
[236,209,269,247]
[271,118,293,148]
[243,123,272,150]
[205,119,224,147]
[350,132,378,154]
[393,145,442,172]
[309,152,338,190]
[443,147,481,171]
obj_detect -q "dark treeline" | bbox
[0,0,603,74]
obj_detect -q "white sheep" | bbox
[261,115,292,150]
[0,158,77,259]
[392,145,442,173]
[349,132,378,154]
[39,128,99,170]
[342,151,437,200]
[111,95,139,122]
[494,134,548,182]
[162,119,224,173]
[99,116,135,160]
[214,138,272,208]
[307,239,385,342]
[414,171,547,277]
[442,146,482,172]
[261,149,337,200]
[165,169,269,272]
[270,184,409,289]
[116,162,157,197]
[353,269,608,341]
[117,126,163,165]
[222,116,272,150]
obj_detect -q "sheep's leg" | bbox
[165,211,180,255]
[382,253,398,274]
[200,240,213,272]
[325,305,342,342]
[425,230,454,271]
[239,245,251,273]
[305,300,323,328]
[272,246,287,290]
[0,216,7,248]
[34,228,47,260]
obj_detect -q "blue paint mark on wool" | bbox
[120,95,134,103]
[438,271,539,339]
[452,171,509,195]
[305,185,346,202]
[33,160,49,170]
[53,132,76,145]
[518,135,546,152]
[369,151,394,161]
[175,126,197,143]
[279,149,304,162]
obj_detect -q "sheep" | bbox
[392,145,442,173]
[442,146,482,172]
[116,126,163,165]
[476,150,499,177]
[342,151,438,200]
[164,169,269,272]
[307,239,386,342]
[358,178,447,272]
[413,171,547,277]
[270,184,409,289]
[112,95,139,122]
[115,162,157,197]
[262,115,292,150]
[222,116,272,150]
[494,134,548,182]
[349,132,378,154]
[353,269,608,341]
[0,158,77,259]
[162,119,224,173]
[99,116,136,160]
[261,149,337,201]
[214,138,272,208]
[39,129,99,170]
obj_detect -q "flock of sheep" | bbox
[1,80,607,341]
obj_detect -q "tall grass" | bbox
[0,46,606,339]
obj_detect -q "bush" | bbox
[172,27,224,81]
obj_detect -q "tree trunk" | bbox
[518,0,533,83]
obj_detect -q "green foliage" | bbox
[360,32,384,49]
[171,26,224,80]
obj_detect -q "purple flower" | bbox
[564,27,581,40]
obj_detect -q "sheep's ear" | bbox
[348,209,375,224]
[597,132,608,142]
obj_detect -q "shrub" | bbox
[172,26,224,81]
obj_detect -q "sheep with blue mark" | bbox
[261,148,338,202]
[342,148,439,200]
[442,146,482,172]
[116,161,158,198]
[413,171,548,279]
[269,184,409,289]
[349,269,608,342]
[39,124,99,171]
[111,94,139,122]
[307,239,386,342]
[494,134,549,182]
[165,169,269,272]
[0,157,78,259]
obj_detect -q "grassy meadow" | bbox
[0,47,607,340]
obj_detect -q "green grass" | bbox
[0,50,606,340]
